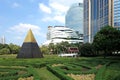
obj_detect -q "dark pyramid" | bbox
[17,29,43,58]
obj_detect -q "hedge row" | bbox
[63,63,84,70]
[0,66,32,80]
[50,62,97,75]
[31,63,47,68]
[0,67,27,71]
[27,65,40,80]
[0,73,32,80]
[47,65,73,80]
[72,63,92,69]
[63,68,97,75]
[95,62,111,80]
[57,65,82,71]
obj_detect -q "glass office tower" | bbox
[65,3,83,39]
[114,0,120,30]
[84,0,120,43]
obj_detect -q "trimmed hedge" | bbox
[95,62,110,80]
[47,65,73,80]
[0,73,32,80]
[31,63,47,68]
[27,65,40,80]
[0,66,32,80]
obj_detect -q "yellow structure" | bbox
[24,29,36,43]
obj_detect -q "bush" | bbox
[0,48,10,54]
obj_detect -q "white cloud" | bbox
[39,0,83,24]
[12,2,20,8]
[39,3,51,14]
[42,15,65,23]
[49,2,68,14]
[9,23,41,36]
[53,15,65,23]
[49,0,83,6]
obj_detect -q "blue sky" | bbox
[0,0,83,46]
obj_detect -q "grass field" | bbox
[0,54,120,80]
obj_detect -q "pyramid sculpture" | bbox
[17,29,43,58]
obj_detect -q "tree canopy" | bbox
[93,25,120,57]
[0,43,20,55]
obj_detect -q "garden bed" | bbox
[67,73,95,80]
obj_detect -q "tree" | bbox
[54,43,63,54]
[93,25,120,58]
[46,41,81,54]
[0,48,10,54]
[0,43,20,55]
[0,44,9,49]
[40,45,49,54]
[79,43,95,56]
[0,44,10,54]
[48,43,55,54]
[9,43,20,54]
[59,41,70,53]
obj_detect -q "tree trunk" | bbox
[104,50,107,58]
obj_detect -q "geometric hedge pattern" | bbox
[0,57,119,80]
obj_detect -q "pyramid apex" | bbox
[24,29,36,43]
[29,28,32,31]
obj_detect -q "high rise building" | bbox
[65,3,83,40]
[43,26,83,45]
[0,36,5,44]
[84,0,120,43]
[114,0,120,30]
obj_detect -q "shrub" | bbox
[0,48,10,54]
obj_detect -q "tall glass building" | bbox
[84,0,120,43]
[65,3,83,39]
[114,0,120,30]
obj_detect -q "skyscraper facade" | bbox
[84,0,120,43]
[65,3,83,39]
[114,0,120,30]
